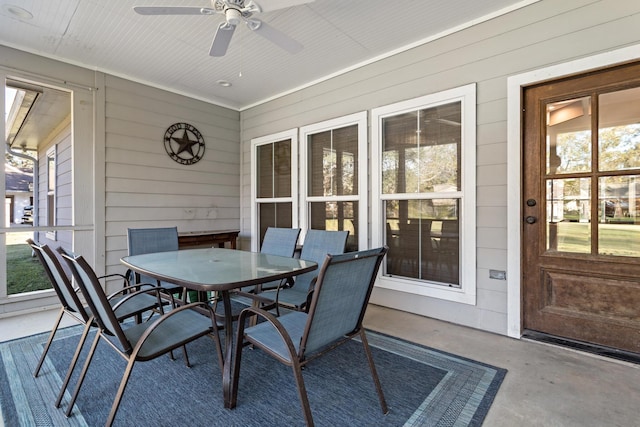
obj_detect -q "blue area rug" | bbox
[0,324,505,426]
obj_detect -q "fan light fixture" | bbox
[2,4,33,20]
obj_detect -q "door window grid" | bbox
[544,87,640,257]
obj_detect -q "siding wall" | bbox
[239,0,640,334]
[102,75,240,288]
[37,119,73,251]
[1,46,240,309]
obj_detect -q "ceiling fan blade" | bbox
[252,21,303,54]
[251,0,314,13]
[133,6,214,15]
[210,23,236,57]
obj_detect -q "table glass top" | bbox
[121,248,316,291]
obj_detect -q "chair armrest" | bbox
[106,283,160,300]
[97,272,130,288]
[273,276,317,312]
[108,286,170,313]
[236,306,299,361]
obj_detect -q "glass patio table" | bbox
[120,247,317,407]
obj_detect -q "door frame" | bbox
[506,44,640,339]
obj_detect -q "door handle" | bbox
[525,216,537,224]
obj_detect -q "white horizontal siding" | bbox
[240,0,640,334]
[103,75,240,286]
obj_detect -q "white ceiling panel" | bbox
[0,0,536,109]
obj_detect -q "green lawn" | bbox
[551,222,640,256]
[6,240,51,295]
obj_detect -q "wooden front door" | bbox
[522,61,640,354]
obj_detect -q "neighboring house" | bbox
[0,1,639,358]
[4,164,32,227]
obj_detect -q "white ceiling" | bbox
[0,0,532,110]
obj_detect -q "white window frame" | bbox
[46,145,56,240]
[371,84,477,304]
[250,129,299,252]
[299,111,368,248]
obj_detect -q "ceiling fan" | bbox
[133,0,313,57]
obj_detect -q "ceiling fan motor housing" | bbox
[225,8,242,25]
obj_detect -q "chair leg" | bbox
[359,330,388,414]
[33,307,65,377]
[182,345,190,367]
[105,358,136,427]
[208,329,224,374]
[65,332,101,417]
[229,330,244,408]
[291,360,314,427]
[55,321,92,408]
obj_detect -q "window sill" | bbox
[375,274,476,305]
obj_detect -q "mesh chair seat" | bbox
[121,307,218,360]
[244,311,307,362]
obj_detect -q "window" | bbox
[46,146,56,240]
[300,112,367,251]
[1,71,93,315]
[371,84,476,304]
[251,129,298,251]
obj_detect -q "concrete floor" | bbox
[1,304,639,426]
[363,305,639,427]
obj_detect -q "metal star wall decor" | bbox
[164,122,205,165]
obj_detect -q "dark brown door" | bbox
[522,61,640,354]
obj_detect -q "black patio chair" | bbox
[257,227,302,291]
[127,226,187,301]
[264,229,348,314]
[231,246,389,426]
[27,239,164,408]
[234,227,301,305]
[59,249,224,427]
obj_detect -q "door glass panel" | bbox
[598,175,640,256]
[546,178,591,253]
[546,97,591,174]
[599,88,640,171]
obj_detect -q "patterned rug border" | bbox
[364,330,506,427]
[1,325,506,426]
